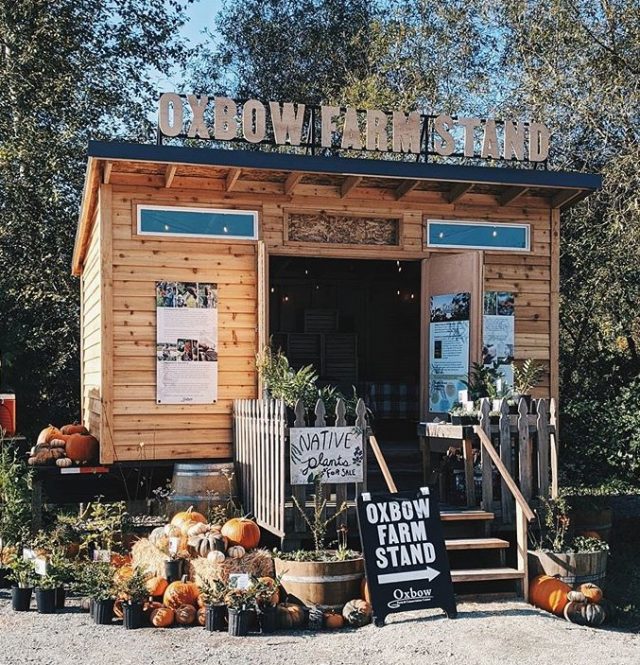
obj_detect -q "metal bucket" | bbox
[169,462,238,519]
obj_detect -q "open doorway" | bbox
[269,256,422,487]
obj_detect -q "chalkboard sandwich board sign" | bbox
[356,487,457,625]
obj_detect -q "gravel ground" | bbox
[0,593,638,665]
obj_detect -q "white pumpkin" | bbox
[207,550,226,564]
[187,522,210,537]
[227,545,245,559]
[149,526,166,545]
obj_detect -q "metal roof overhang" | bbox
[72,140,602,275]
[87,140,603,192]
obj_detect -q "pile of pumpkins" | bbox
[530,574,610,627]
[147,507,261,563]
[29,423,99,467]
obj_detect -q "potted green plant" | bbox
[252,575,280,633]
[6,555,34,611]
[34,573,59,614]
[199,578,228,632]
[273,476,363,608]
[73,561,118,624]
[117,566,150,629]
[528,496,609,587]
[164,551,186,583]
[224,580,257,637]
[0,436,32,575]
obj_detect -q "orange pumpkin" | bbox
[529,575,572,615]
[579,583,604,604]
[65,433,99,464]
[150,606,175,627]
[175,603,196,625]
[110,553,131,568]
[61,422,89,435]
[114,564,134,584]
[221,517,261,549]
[163,578,200,609]
[146,576,169,598]
[323,611,345,629]
[37,425,64,444]
[170,507,207,534]
[276,603,305,629]
[258,576,280,606]
[361,578,370,603]
[197,606,206,626]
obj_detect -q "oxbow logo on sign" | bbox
[387,586,433,610]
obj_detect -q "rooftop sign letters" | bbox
[157,93,550,163]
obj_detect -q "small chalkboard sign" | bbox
[356,487,457,625]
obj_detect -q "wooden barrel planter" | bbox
[274,556,364,609]
[571,506,613,542]
[528,549,608,587]
[169,462,238,517]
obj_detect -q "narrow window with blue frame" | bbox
[138,205,258,240]
[426,220,530,251]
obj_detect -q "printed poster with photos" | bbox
[155,281,218,404]
[483,291,515,387]
[429,292,470,413]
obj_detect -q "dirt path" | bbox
[0,594,637,665]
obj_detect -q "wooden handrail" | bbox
[473,425,535,522]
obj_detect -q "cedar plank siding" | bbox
[81,165,555,464]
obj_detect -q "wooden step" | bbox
[451,567,525,583]
[445,537,509,551]
[440,510,494,522]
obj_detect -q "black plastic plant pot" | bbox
[35,588,57,614]
[227,608,250,637]
[164,559,183,584]
[205,604,227,632]
[11,586,32,612]
[258,606,277,634]
[55,586,66,609]
[123,601,145,629]
[94,599,114,625]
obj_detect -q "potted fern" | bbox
[512,359,545,410]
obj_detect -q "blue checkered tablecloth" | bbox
[362,381,419,420]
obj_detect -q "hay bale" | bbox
[190,548,275,585]
[130,538,169,577]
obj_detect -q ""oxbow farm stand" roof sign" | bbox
[157,94,550,163]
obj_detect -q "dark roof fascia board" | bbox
[87,140,603,192]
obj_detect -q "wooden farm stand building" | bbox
[72,138,601,594]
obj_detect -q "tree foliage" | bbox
[194,0,640,484]
[0,0,191,435]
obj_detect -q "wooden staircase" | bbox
[441,509,524,588]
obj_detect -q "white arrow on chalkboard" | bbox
[378,566,441,585]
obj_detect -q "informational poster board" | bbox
[289,426,364,485]
[356,487,457,625]
[155,281,218,404]
[429,292,471,413]
[483,291,515,387]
